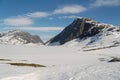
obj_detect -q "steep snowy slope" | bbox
[48,18,120,49]
[64,25,120,50]
[0,30,44,45]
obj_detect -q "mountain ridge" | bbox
[0,30,44,45]
[48,18,120,48]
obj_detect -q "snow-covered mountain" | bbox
[1,18,120,80]
[0,30,44,45]
[48,18,120,49]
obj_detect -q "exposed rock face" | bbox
[49,18,105,45]
[0,30,44,45]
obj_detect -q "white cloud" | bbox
[1,4,87,27]
[53,5,86,14]
[3,17,33,26]
[4,26,64,32]
[26,5,86,18]
[58,15,82,19]
[90,0,120,7]
[27,12,50,18]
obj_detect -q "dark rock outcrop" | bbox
[109,57,120,62]
[48,18,103,45]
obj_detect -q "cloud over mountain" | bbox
[53,5,86,14]
[3,17,33,26]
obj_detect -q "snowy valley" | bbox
[0,18,120,80]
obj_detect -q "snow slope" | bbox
[63,25,120,50]
[0,45,120,80]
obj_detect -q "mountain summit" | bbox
[0,30,44,45]
[48,18,120,47]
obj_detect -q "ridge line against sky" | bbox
[0,0,120,40]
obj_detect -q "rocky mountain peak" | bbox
[48,18,120,45]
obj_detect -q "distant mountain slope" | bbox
[48,18,120,48]
[0,30,44,45]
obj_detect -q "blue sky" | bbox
[0,0,120,41]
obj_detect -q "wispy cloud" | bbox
[90,0,120,7]
[53,5,86,14]
[3,16,33,26]
[4,26,64,32]
[58,15,82,19]
[26,5,86,18]
[0,4,87,27]
[27,12,50,18]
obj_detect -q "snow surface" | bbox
[0,44,120,80]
